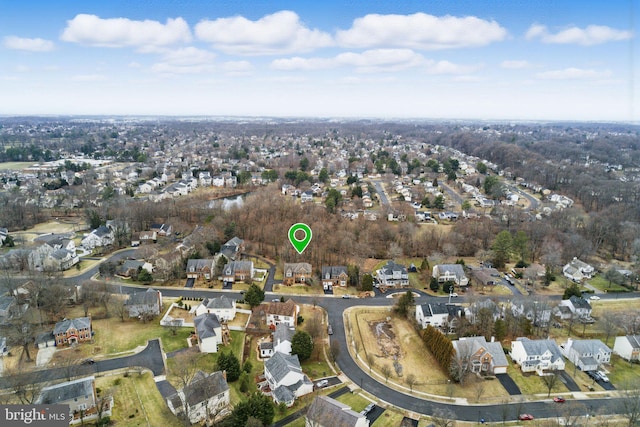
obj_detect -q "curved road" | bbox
[67,255,637,422]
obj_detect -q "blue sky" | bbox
[1,0,637,121]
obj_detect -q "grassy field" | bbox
[588,275,629,293]
[96,372,182,427]
[0,162,34,171]
[273,283,325,295]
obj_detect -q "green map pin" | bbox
[288,223,312,254]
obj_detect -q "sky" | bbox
[1,0,638,121]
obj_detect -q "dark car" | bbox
[81,358,95,365]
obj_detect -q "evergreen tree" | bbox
[291,331,313,361]
[244,284,265,307]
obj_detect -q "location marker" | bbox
[288,223,312,254]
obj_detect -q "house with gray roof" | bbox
[452,336,509,375]
[167,370,230,425]
[283,263,313,286]
[53,317,92,346]
[510,337,565,375]
[81,225,114,249]
[561,338,611,371]
[321,266,348,290]
[433,264,469,287]
[125,288,162,318]
[263,352,313,407]
[193,296,236,320]
[116,260,153,278]
[186,259,215,280]
[613,335,640,362]
[272,323,295,356]
[194,313,223,353]
[557,296,593,321]
[562,257,594,282]
[376,261,409,288]
[510,299,552,326]
[306,395,369,427]
[36,376,112,424]
[416,303,450,329]
[220,237,244,261]
[221,260,254,284]
[0,295,25,325]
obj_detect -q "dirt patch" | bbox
[167,306,194,324]
[368,319,402,360]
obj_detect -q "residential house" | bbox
[54,317,92,346]
[259,341,274,359]
[510,337,565,375]
[125,288,163,318]
[510,299,552,327]
[561,338,611,371]
[301,190,314,203]
[466,299,502,323]
[469,267,501,287]
[45,248,79,271]
[613,335,640,362]
[186,259,215,280]
[167,370,230,425]
[376,261,409,288]
[452,336,509,375]
[35,331,56,349]
[265,300,299,328]
[433,264,469,287]
[415,303,450,329]
[150,223,173,237]
[321,266,348,290]
[193,296,236,320]
[220,237,244,261]
[221,260,254,284]
[116,260,153,278]
[0,295,26,325]
[193,313,223,353]
[272,323,295,356]
[137,231,157,244]
[263,352,313,407]
[557,296,593,321]
[283,263,313,286]
[562,257,595,282]
[36,376,110,424]
[305,395,370,427]
[0,227,8,245]
[81,226,114,249]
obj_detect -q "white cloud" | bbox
[195,10,332,55]
[61,14,191,48]
[425,60,481,75]
[3,36,55,52]
[525,24,632,45]
[336,13,507,49]
[536,67,612,80]
[272,49,425,73]
[501,60,531,69]
[222,60,254,74]
[161,47,216,66]
[70,74,108,82]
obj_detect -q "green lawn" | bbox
[273,284,325,295]
[608,354,640,387]
[335,389,370,412]
[587,275,629,293]
[372,408,405,426]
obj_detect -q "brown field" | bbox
[0,162,33,171]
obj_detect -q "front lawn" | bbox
[586,275,629,293]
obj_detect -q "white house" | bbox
[272,323,295,356]
[510,337,565,375]
[510,299,552,327]
[263,352,313,407]
[415,303,450,329]
[305,395,370,427]
[433,264,469,287]
[613,335,640,362]
[561,338,611,371]
[81,226,114,249]
[562,257,595,282]
[265,300,299,328]
[375,261,409,287]
[557,296,592,321]
[193,296,236,320]
[167,371,230,425]
[194,313,223,353]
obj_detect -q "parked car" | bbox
[597,371,609,382]
[81,358,95,365]
[361,403,375,415]
[587,371,600,380]
[553,397,566,403]
[589,295,601,301]
[342,294,351,299]
[450,292,459,297]
[519,414,534,421]
[315,379,329,388]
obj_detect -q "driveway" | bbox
[496,373,522,395]
[558,371,580,392]
[36,346,56,367]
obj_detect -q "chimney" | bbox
[222,370,227,381]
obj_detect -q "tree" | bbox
[305,313,323,341]
[137,269,153,283]
[600,311,619,345]
[299,157,310,171]
[442,280,455,294]
[542,372,559,397]
[230,392,275,427]
[244,284,265,307]
[366,352,376,373]
[394,291,414,318]
[431,408,455,427]
[291,330,313,361]
[476,162,488,174]
[329,340,341,363]
[381,364,392,383]
[318,168,329,183]
[483,175,501,196]
[433,194,445,210]
[430,277,440,292]
[405,373,417,391]
[491,230,513,268]
[360,273,373,291]
[216,351,241,382]
[604,267,624,288]
[618,380,640,427]
[563,282,583,300]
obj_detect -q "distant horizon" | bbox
[2,1,637,121]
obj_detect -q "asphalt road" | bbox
[372,180,390,206]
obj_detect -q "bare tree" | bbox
[380,364,392,383]
[5,367,43,404]
[405,373,417,392]
[329,340,340,363]
[365,352,375,373]
[618,381,640,427]
[305,313,323,341]
[6,318,36,362]
[542,372,560,397]
[431,408,456,427]
[558,401,587,427]
[600,311,619,346]
[474,377,486,402]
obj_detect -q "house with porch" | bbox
[53,317,92,346]
[36,376,111,424]
[562,257,595,282]
[557,296,593,321]
[263,352,313,407]
[265,300,299,328]
[221,260,254,285]
[433,264,469,287]
[193,296,236,320]
[81,226,114,249]
[376,261,409,288]
[510,337,565,375]
[186,259,215,281]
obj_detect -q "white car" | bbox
[597,371,609,382]
[589,295,600,301]
[450,292,459,297]
[316,379,329,388]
